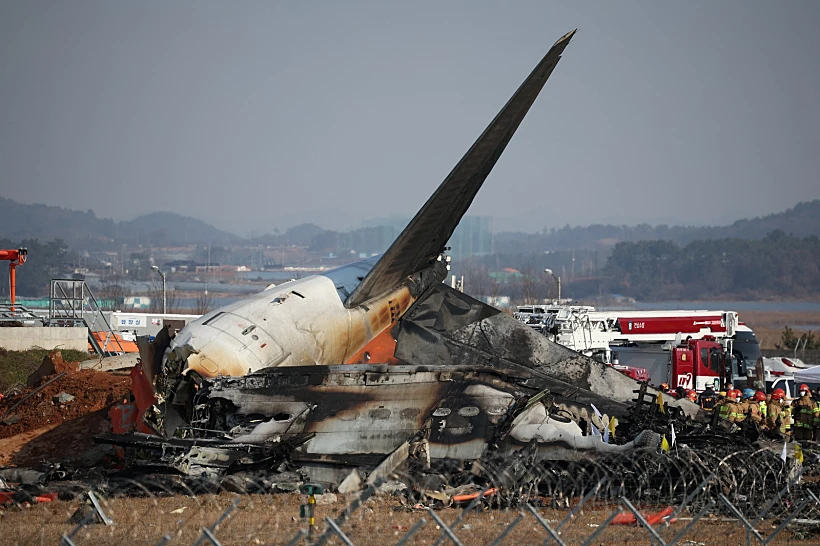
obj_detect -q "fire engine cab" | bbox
[669,336,729,392]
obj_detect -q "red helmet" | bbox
[686,390,698,401]
[753,391,766,402]
[729,389,741,400]
[771,388,786,400]
[800,384,810,392]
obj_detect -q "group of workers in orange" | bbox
[658,382,819,439]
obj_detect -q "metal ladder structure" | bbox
[48,279,124,355]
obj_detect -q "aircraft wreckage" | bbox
[100,30,703,483]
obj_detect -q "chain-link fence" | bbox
[3,445,820,545]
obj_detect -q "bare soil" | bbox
[0,350,130,467]
[0,369,130,440]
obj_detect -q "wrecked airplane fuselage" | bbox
[116,30,701,482]
[162,257,444,380]
[196,364,644,462]
[113,363,660,478]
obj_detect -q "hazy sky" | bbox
[1,2,818,235]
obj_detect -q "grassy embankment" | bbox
[0,348,89,392]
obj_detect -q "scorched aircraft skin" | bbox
[126,30,698,478]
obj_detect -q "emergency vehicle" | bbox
[519,306,764,390]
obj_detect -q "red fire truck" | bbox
[669,336,731,392]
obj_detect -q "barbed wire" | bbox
[2,445,820,545]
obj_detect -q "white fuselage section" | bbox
[168,265,414,379]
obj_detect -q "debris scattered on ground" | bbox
[53,392,75,404]
[314,493,338,505]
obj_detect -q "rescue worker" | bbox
[766,388,791,437]
[728,389,747,423]
[739,388,755,420]
[754,391,767,420]
[791,384,816,442]
[747,390,766,425]
[717,389,734,421]
[686,389,698,403]
[699,386,717,412]
[730,389,748,423]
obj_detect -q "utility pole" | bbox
[151,265,167,314]
[544,268,561,304]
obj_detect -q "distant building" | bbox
[484,295,511,308]
[339,225,398,256]
[447,216,493,260]
[357,215,493,260]
[489,268,523,282]
[124,296,151,309]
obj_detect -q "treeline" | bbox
[603,231,820,300]
[495,200,820,252]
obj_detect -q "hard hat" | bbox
[732,389,743,400]
[660,383,669,391]
[719,391,727,397]
[753,391,766,402]
[771,388,786,400]
[687,390,698,401]
[800,384,810,392]
[742,388,755,399]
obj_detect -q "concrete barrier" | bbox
[79,353,139,371]
[0,327,88,352]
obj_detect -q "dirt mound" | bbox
[25,350,81,387]
[0,368,130,440]
[7,409,115,467]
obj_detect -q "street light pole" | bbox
[151,265,167,314]
[544,268,561,304]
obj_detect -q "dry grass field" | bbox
[1,492,818,546]
[740,311,820,350]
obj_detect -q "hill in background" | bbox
[0,195,818,253]
[0,196,240,249]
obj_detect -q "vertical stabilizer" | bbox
[347,30,576,307]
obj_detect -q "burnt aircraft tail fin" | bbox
[346,30,576,308]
